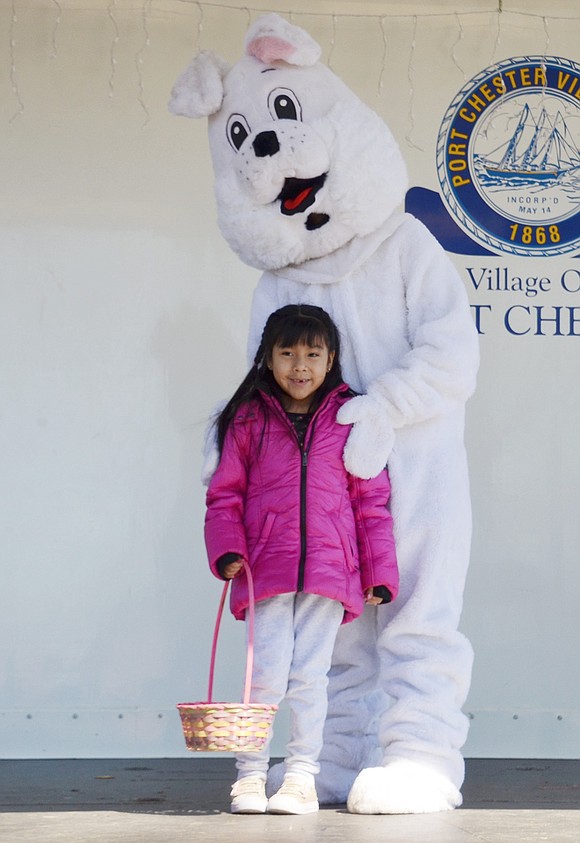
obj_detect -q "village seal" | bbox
[437,56,580,257]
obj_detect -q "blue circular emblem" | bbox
[437,56,580,257]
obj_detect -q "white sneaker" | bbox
[267,773,319,815]
[230,775,268,814]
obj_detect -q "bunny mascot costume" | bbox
[170,14,479,815]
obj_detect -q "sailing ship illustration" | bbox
[482,103,580,183]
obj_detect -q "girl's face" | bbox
[268,339,335,413]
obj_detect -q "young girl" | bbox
[204,304,398,815]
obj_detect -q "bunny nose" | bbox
[253,131,280,158]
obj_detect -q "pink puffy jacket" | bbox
[204,385,399,623]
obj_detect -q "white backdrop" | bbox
[1,0,579,759]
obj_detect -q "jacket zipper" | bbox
[297,446,308,592]
[258,387,344,593]
[297,413,319,592]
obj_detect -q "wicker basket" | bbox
[177,560,277,752]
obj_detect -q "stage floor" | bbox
[1,757,578,842]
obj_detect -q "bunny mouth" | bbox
[278,174,327,216]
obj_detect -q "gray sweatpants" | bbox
[236,592,344,781]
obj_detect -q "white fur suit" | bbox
[170,14,479,814]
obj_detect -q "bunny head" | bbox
[170,14,408,271]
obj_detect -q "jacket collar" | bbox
[257,382,351,420]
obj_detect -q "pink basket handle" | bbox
[207,560,255,705]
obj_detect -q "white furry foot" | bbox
[346,759,462,814]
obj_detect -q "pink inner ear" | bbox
[247,35,295,65]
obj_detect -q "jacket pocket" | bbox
[250,510,277,562]
[330,513,358,572]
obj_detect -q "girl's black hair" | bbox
[216,304,344,454]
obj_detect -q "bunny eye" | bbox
[268,88,302,122]
[227,114,251,151]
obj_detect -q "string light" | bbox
[491,4,502,65]
[166,0,577,24]
[50,0,62,60]
[135,0,152,126]
[451,11,466,83]
[107,0,120,99]
[405,15,423,152]
[5,1,580,127]
[9,0,24,123]
[537,16,551,113]
[542,14,551,56]
[195,1,204,51]
[327,14,337,71]
[377,16,387,97]
[487,5,504,135]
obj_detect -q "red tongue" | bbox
[283,186,313,211]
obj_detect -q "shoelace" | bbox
[277,779,311,797]
[232,778,264,795]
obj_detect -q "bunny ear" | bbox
[168,50,231,118]
[244,13,321,67]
